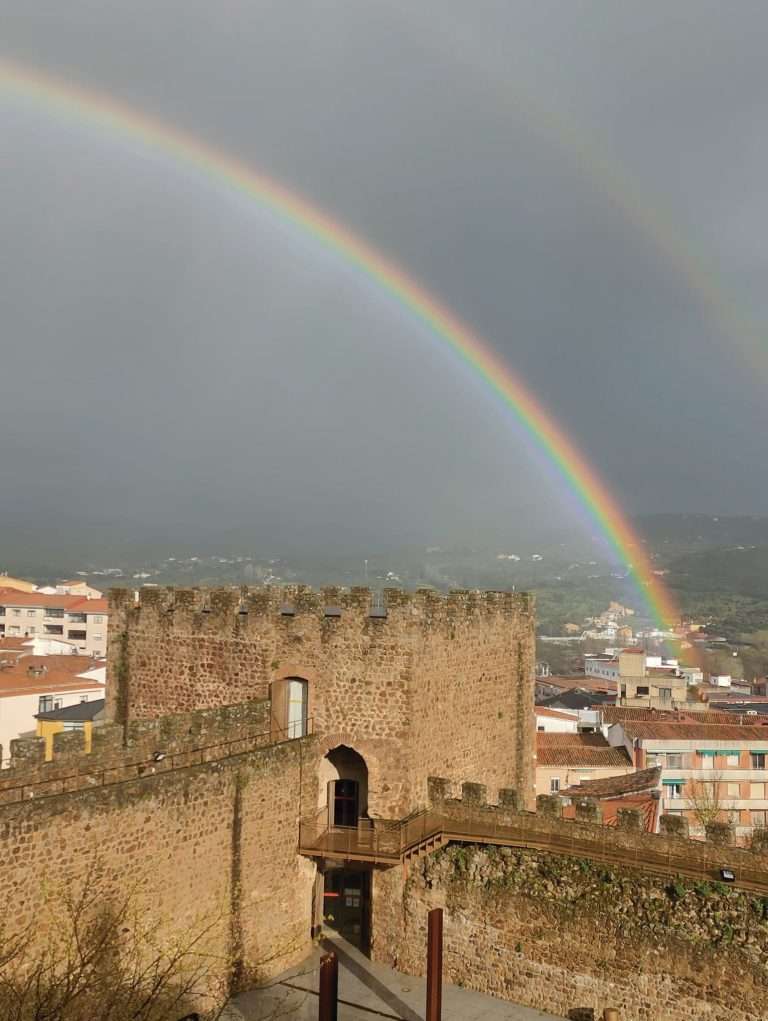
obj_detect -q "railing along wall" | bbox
[0,718,314,807]
[299,777,768,893]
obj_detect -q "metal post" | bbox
[318,951,338,1021]
[426,907,443,1021]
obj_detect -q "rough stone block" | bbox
[616,808,642,832]
[427,777,452,805]
[659,813,689,837]
[705,820,734,846]
[751,827,768,854]
[536,794,563,818]
[574,798,601,824]
[461,782,487,806]
[498,788,521,811]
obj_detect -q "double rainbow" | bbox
[0,57,679,629]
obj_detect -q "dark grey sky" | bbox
[1,1,767,552]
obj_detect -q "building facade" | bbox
[0,590,109,657]
[608,720,768,840]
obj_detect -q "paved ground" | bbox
[230,931,565,1020]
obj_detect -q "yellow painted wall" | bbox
[37,720,92,760]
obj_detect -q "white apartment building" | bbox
[608,720,768,841]
[0,654,105,766]
[0,590,109,657]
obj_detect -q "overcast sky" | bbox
[1,1,767,553]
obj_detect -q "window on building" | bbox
[726,753,740,767]
[666,752,683,769]
[752,810,767,828]
[28,626,35,634]
[93,615,104,624]
[0,606,5,616]
[38,696,53,713]
[26,609,36,617]
[751,753,766,769]
[636,686,649,696]
[44,625,63,636]
[12,609,21,616]
[550,777,560,793]
[701,753,715,770]
[664,782,684,799]
[67,630,87,641]
[269,677,310,740]
[44,608,64,618]
[646,752,662,767]
[727,783,740,797]
[53,699,62,710]
[750,783,765,799]
[8,626,19,635]
[658,687,672,699]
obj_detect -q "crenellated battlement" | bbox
[109,584,534,636]
[425,775,768,880]
[0,699,275,799]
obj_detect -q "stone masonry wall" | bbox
[0,728,317,1010]
[371,780,768,1020]
[108,586,535,818]
[380,844,768,1021]
[408,591,535,810]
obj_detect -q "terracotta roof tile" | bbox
[620,722,768,741]
[0,655,104,699]
[562,766,661,798]
[536,731,632,767]
[535,707,578,720]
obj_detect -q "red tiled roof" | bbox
[0,590,110,614]
[0,655,103,699]
[621,722,768,741]
[535,707,578,720]
[601,706,733,724]
[562,766,661,799]
[537,732,632,767]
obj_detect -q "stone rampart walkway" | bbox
[231,931,565,1020]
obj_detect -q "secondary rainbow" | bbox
[0,57,679,629]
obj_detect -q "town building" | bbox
[0,589,110,657]
[535,730,633,796]
[559,765,662,831]
[607,719,768,841]
[0,654,105,764]
[35,697,106,760]
[535,706,579,733]
[0,573,37,593]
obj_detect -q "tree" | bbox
[685,773,735,832]
[0,868,305,1021]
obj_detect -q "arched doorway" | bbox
[320,745,368,829]
[315,746,372,951]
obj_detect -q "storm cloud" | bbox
[1,1,766,553]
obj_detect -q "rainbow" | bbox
[0,57,680,629]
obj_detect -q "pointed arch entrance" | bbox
[320,745,368,829]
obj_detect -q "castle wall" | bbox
[408,591,535,809]
[378,844,768,1021]
[0,718,317,1008]
[108,586,535,818]
[371,781,768,1021]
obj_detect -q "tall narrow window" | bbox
[287,679,309,739]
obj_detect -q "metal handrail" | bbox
[299,801,768,893]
